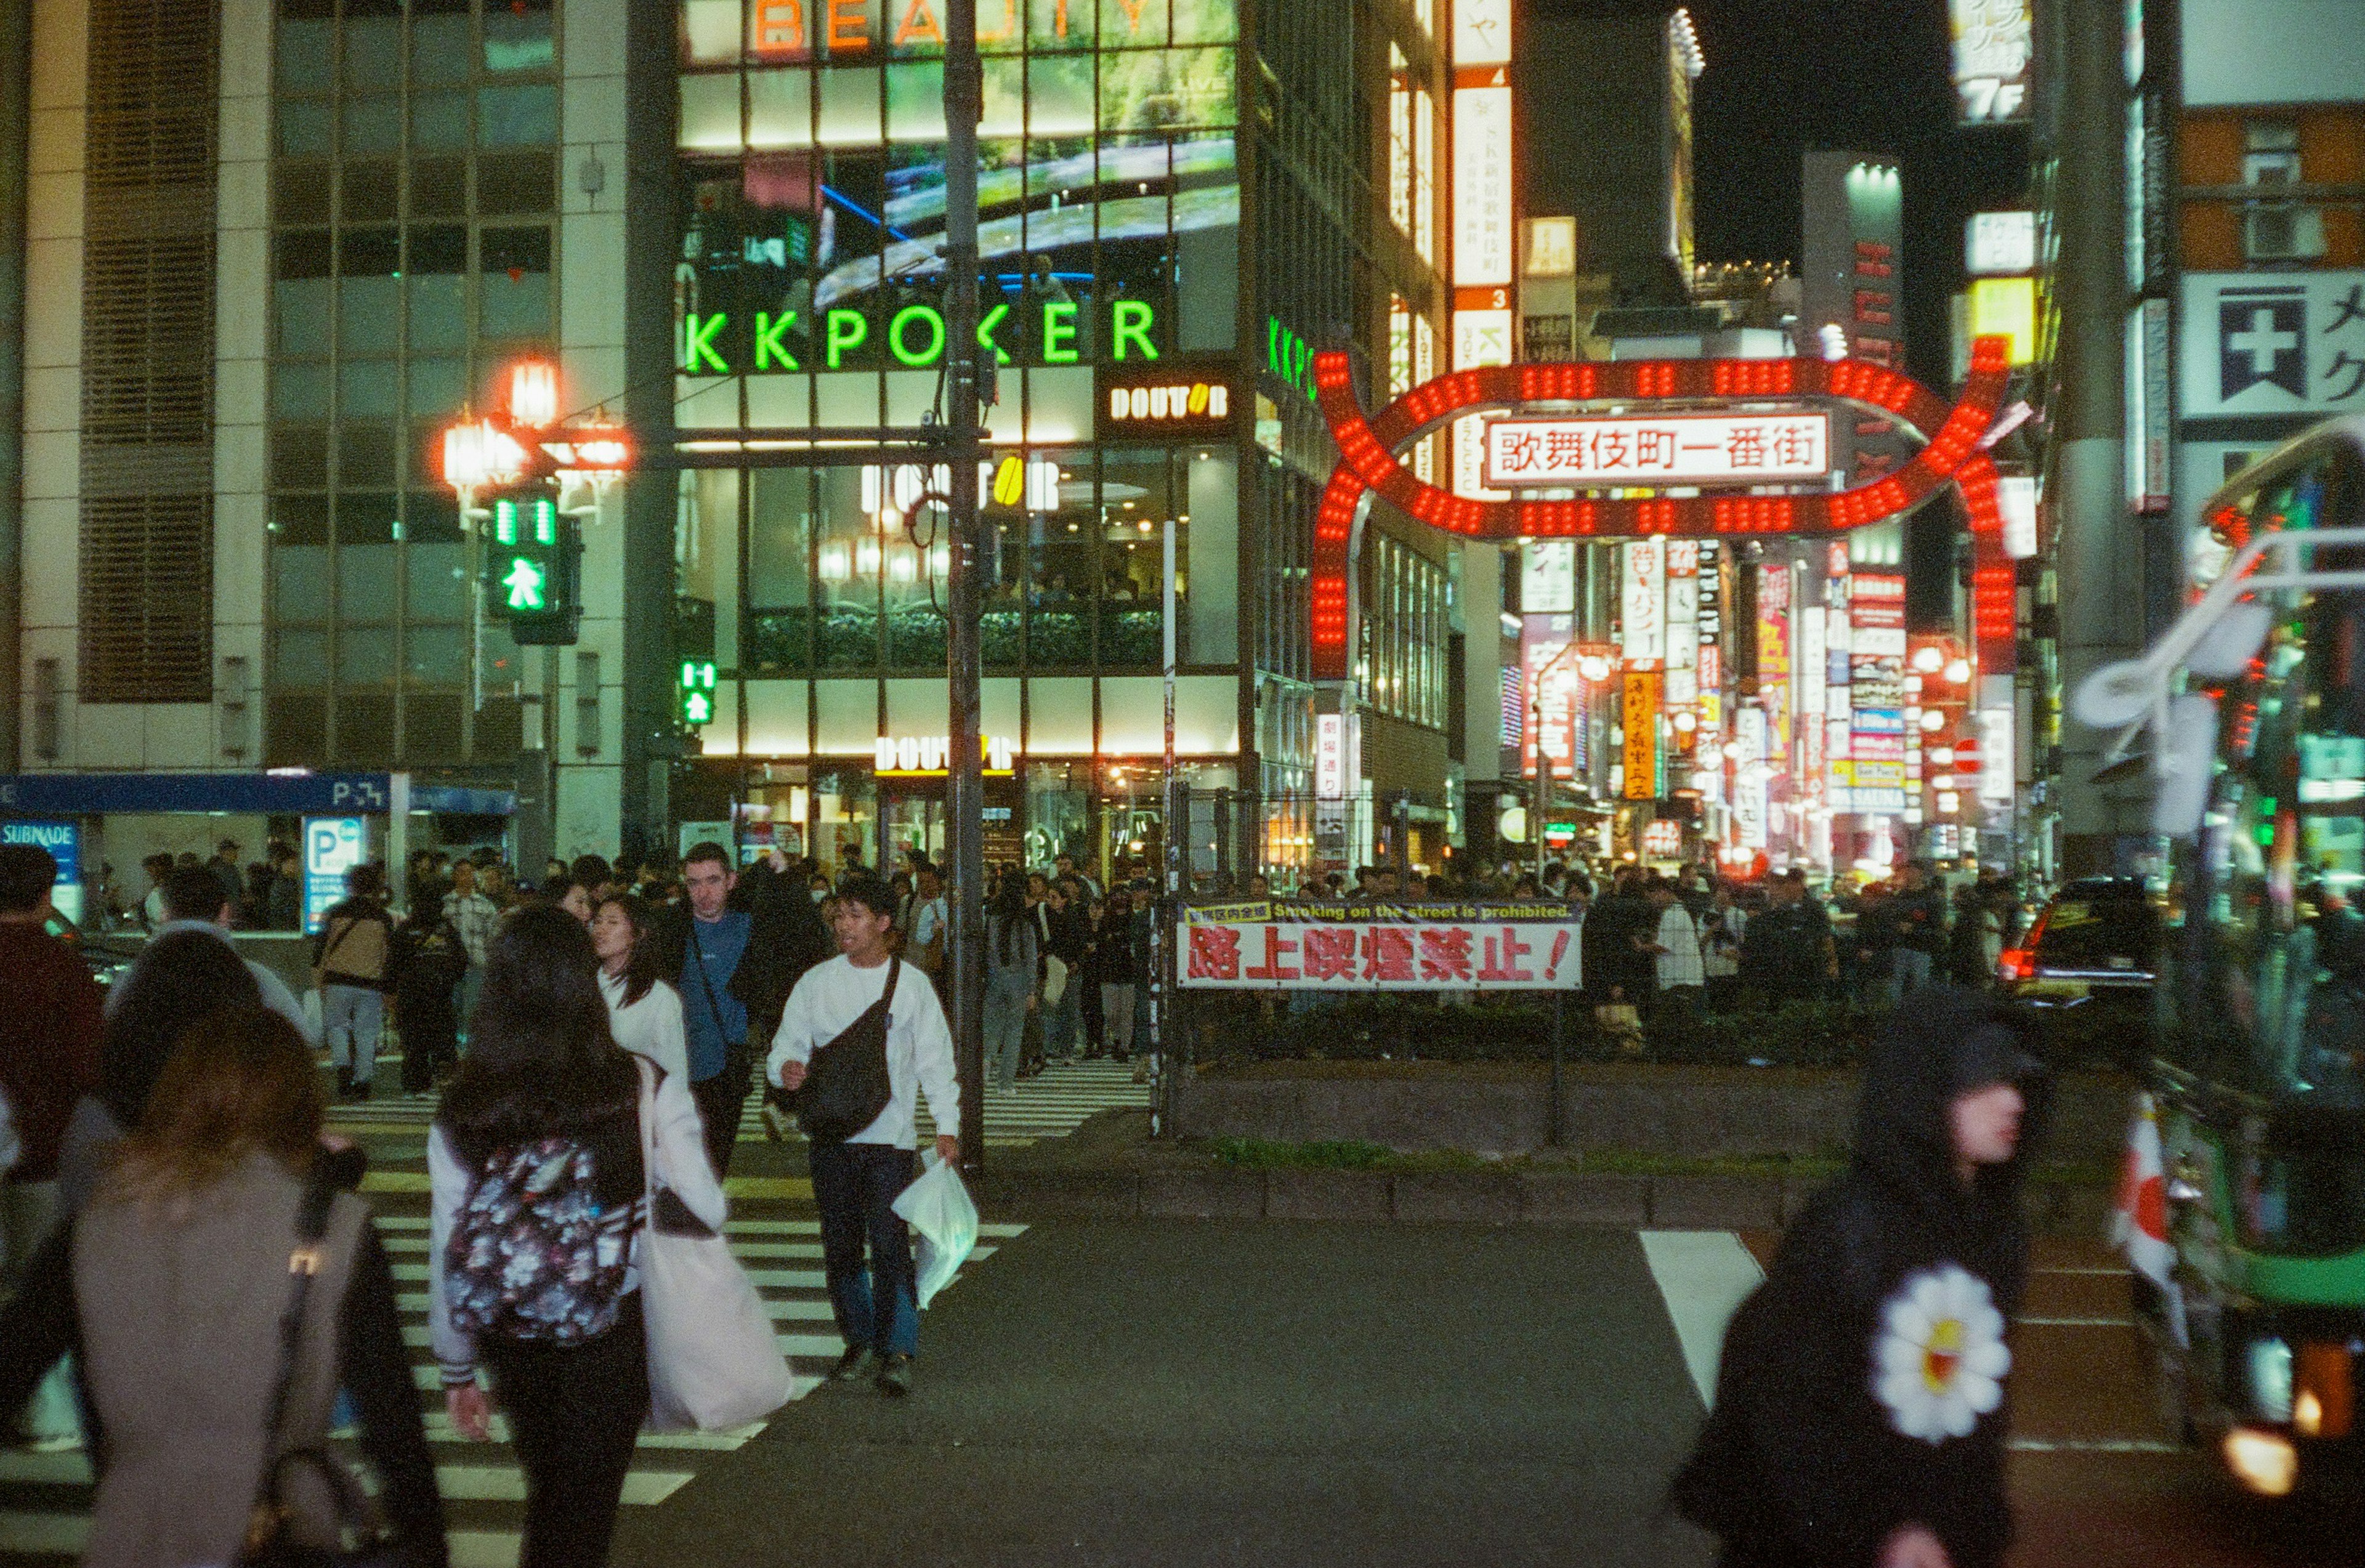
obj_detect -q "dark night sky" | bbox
[1539,0,2032,388]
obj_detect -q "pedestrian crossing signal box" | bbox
[678,660,718,729]
[485,493,583,645]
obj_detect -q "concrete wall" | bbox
[1173,1065,2131,1162]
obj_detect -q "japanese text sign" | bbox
[2181,272,2365,419]
[1179,902,1581,991]
[1482,413,1830,488]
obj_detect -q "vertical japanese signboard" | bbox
[1949,0,2032,124]
[1848,572,1909,812]
[1622,672,1661,801]
[1621,537,1666,667]
[1757,564,1792,769]
[1450,0,1514,499]
[1664,541,1700,707]
[1695,542,1723,740]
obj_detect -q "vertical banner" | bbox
[1757,564,1792,772]
[1736,706,1769,847]
[1696,541,1723,738]
[1450,0,1514,501]
[1622,537,1667,667]
[1622,672,1661,801]
[1664,541,1700,706]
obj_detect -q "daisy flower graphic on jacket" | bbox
[1873,1263,2012,1443]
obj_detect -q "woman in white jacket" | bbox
[427,905,724,1568]
[592,891,690,1083]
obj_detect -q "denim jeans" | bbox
[1891,948,1933,1001]
[808,1140,920,1359]
[1042,967,1083,1061]
[322,983,383,1084]
[985,970,1032,1089]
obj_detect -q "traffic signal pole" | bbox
[944,0,987,1177]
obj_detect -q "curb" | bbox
[972,1166,2114,1235]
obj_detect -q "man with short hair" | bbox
[1646,877,1705,1023]
[1054,851,1100,903]
[313,863,394,1099]
[442,859,499,1035]
[1892,861,1949,1000]
[0,845,102,1261]
[0,844,100,1445]
[663,840,830,1176]
[208,837,245,913]
[768,875,959,1397]
[127,865,321,1046]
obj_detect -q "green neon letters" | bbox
[1041,301,1080,364]
[679,299,1169,374]
[684,312,729,374]
[1112,299,1158,362]
[977,302,1011,365]
[889,304,947,367]
[825,309,869,369]
[754,310,800,370]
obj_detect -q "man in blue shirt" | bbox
[663,841,831,1177]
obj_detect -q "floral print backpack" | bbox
[444,1138,639,1343]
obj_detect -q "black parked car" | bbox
[1998,877,2162,1069]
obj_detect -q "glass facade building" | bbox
[264,0,562,768]
[668,0,1450,884]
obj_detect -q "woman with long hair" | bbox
[428,905,724,1567]
[592,891,690,1081]
[0,1008,447,1567]
[983,873,1038,1092]
[60,929,264,1214]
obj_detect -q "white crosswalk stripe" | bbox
[321,1059,1151,1148]
[0,1181,1023,1565]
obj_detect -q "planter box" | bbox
[1173,1064,2131,1162]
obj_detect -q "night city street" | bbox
[6,0,2365,1563]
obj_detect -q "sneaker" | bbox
[830,1346,877,1382]
[760,1102,793,1142]
[875,1353,913,1397]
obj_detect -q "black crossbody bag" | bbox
[795,959,900,1143]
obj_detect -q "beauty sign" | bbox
[1179,901,1582,991]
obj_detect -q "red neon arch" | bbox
[1309,336,2013,682]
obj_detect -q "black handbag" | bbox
[795,958,900,1142]
[239,1177,408,1568]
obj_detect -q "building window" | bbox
[267,0,558,768]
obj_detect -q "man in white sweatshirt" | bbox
[768,875,959,1397]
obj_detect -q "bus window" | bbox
[2189,584,2365,1106]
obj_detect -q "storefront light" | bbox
[888,548,919,583]
[1912,646,1945,674]
[856,539,883,575]
[818,544,852,582]
[1920,709,1946,732]
[1945,658,1973,684]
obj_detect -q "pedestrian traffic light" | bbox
[485,491,582,645]
[678,660,718,728]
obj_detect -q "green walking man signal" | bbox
[485,491,582,645]
[679,660,718,729]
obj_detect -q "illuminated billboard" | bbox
[1949,0,2032,124]
[677,0,1242,390]
[1482,412,1830,488]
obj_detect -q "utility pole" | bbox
[2049,0,2141,876]
[943,0,987,1176]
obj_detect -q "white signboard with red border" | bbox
[1180,902,1582,992]
[1482,413,1831,488]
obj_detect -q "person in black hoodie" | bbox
[1673,985,2046,1568]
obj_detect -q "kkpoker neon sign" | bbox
[680,298,1163,375]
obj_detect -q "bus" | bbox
[2076,419,2365,1500]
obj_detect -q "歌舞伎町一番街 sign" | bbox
[1178,902,1582,991]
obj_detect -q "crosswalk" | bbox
[0,1141,1029,1566]
[320,1057,1152,1149]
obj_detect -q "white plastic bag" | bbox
[892,1149,979,1310]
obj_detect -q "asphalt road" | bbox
[613,1222,1722,1568]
